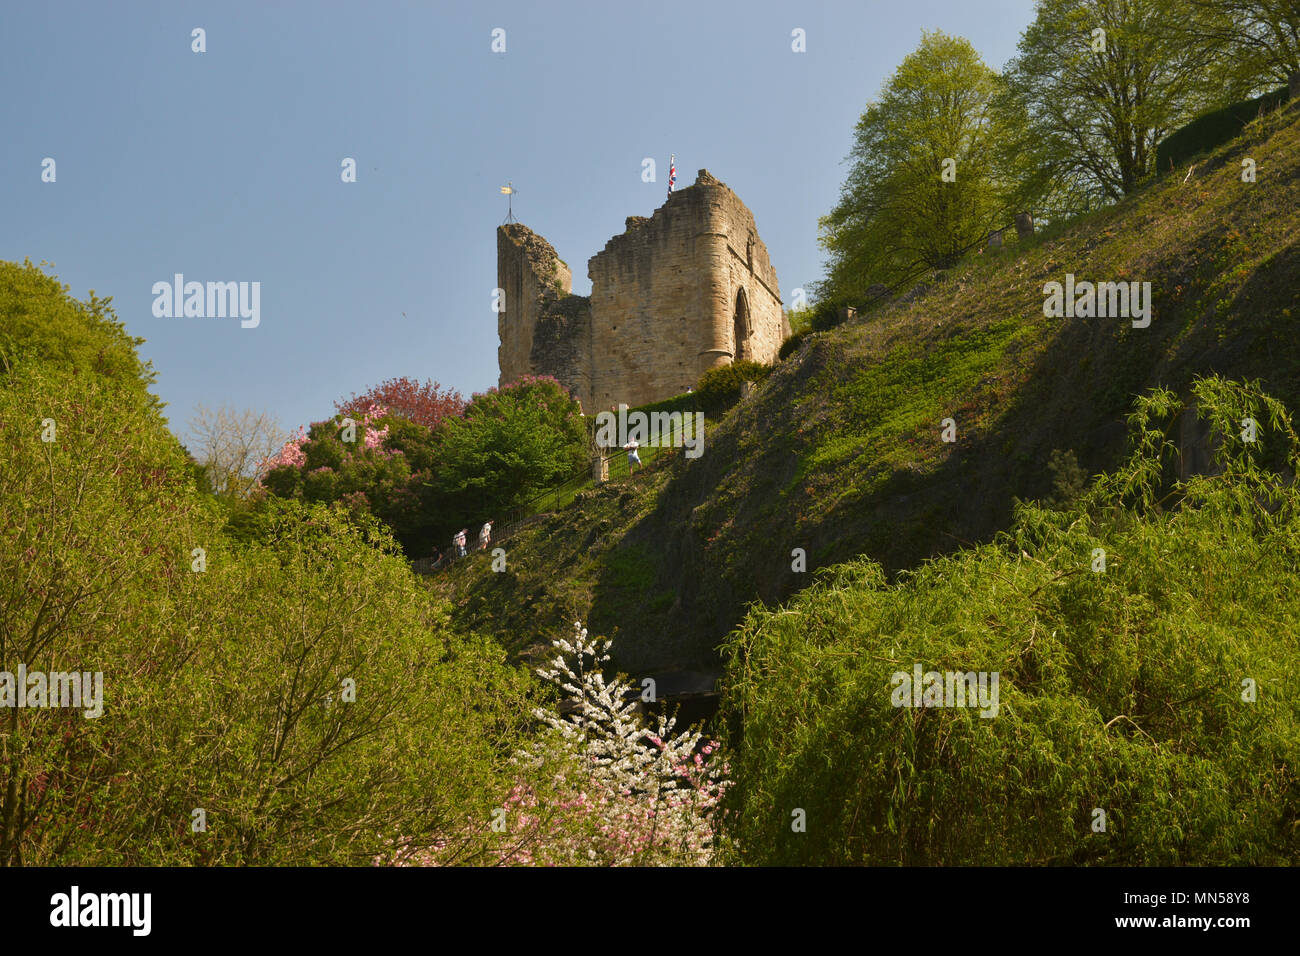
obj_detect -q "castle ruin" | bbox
[496,169,786,411]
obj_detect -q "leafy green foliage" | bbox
[997,0,1234,215]
[694,360,771,415]
[818,31,1010,300]
[260,377,587,556]
[1181,0,1300,91]
[261,410,437,556]
[0,259,159,406]
[719,378,1300,865]
[785,306,814,337]
[152,504,537,866]
[427,376,588,537]
[0,270,539,866]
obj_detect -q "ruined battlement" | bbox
[497,170,785,411]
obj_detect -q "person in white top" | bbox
[624,440,641,473]
[478,521,493,550]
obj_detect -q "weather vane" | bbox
[500,181,517,224]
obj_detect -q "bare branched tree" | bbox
[187,404,286,498]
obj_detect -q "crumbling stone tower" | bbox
[496,169,785,411]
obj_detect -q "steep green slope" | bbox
[436,101,1300,677]
[720,376,1300,865]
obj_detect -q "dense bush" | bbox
[0,260,158,403]
[261,404,439,555]
[0,266,541,866]
[694,360,771,414]
[425,375,587,536]
[778,330,811,361]
[262,375,587,555]
[1156,85,1290,171]
[718,376,1300,865]
[809,297,852,333]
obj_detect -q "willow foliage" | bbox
[720,376,1300,865]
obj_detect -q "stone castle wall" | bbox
[529,292,592,403]
[497,170,783,411]
[497,224,576,388]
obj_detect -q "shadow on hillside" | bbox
[596,248,1300,676]
[1165,237,1300,401]
[584,113,1300,676]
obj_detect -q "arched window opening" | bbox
[733,287,751,362]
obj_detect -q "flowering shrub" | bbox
[262,405,392,475]
[258,406,435,554]
[375,622,730,867]
[264,425,308,470]
[260,379,585,558]
[336,376,466,431]
[356,402,390,449]
[504,623,730,866]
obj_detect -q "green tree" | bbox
[1182,0,1300,93]
[146,503,538,866]
[429,376,587,535]
[0,263,541,865]
[0,259,159,405]
[998,0,1232,216]
[0,360,212,864]
[818,31,1010,301]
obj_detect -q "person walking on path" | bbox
[624,439,641,474]
[478,520,493,551]
[453,528,467,559]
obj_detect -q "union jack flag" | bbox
[667,154,675,197]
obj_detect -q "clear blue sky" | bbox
[1,0,1036,446]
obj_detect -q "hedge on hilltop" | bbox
[1156,85,1290,171]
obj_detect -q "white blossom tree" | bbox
[509,623,730,866]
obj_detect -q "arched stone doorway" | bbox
[733,287,751,362]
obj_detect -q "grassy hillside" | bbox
[434,100,1300,678]
[719,376,1300,864]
